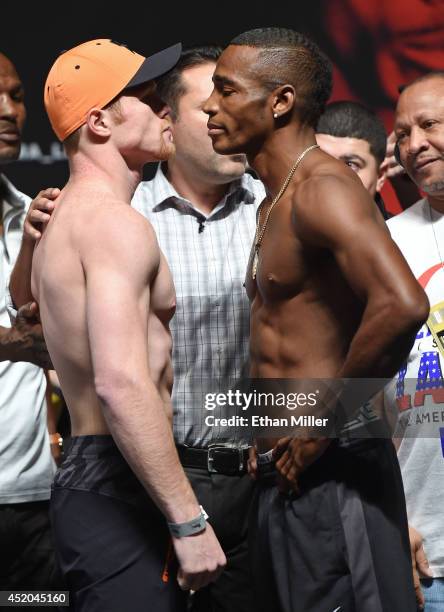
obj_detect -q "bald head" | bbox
[399,71,444,96]
[0,53,25,165]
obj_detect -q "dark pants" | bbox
[0,500,58,611]
[250,439,417,612]
[51,435,186,612]
[184,466,255,612]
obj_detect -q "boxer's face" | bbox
[203,45,270,156]
[0,54,26,165]
[111,82,175,164]
[395,76,444,195]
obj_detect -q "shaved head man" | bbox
[204,27,427,612]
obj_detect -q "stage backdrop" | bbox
[2,0,443,212]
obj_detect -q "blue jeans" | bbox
[422,578,444,611]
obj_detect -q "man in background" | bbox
[134,45,264,612]
[0,51,58,598]
[386,71,444,612]
[316,100,391,219]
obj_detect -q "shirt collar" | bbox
[0,174,30,212]
[151,163,257,218]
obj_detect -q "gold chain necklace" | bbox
[251,143,319,280]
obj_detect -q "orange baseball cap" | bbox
[44,39,182,141]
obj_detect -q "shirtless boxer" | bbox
[204,28,428,612]
[14,39,225,611]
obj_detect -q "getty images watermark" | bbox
[199,378,398,438]
[204,389,329,429]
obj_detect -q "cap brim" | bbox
[126,42,182,88]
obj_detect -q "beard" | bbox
[422,180,444,194]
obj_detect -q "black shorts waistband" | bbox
[53,435,155,510]
[63,434,118,458]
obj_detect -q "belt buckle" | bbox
[207,444,245,474]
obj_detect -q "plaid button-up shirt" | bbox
[132,165,265,447]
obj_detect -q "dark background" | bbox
[2,0,444,212]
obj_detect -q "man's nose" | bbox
[0,93,18,121]
[202,89,217,117]
[408,126,429,157]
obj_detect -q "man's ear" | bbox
[376,160,387,193]
[271,84,296,120]
[85,108,112,139]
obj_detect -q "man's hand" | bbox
[49,434,63,466]
[272,436,330,494]
[380,131,405,179]
[409,525,433,611]
[247,445,258,480]
[1,301,53,368]
[173,523,226,591]
[24,188,59,242]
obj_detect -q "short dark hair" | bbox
[316,101,387,165]
[398,70,444,94]
[229,27,332,128]
[156,45,222,120]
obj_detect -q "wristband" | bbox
[167,505,208,538]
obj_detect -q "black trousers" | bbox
[0,500,58,611]
[184,466,255,612]
[250,439,417,612]
[51,435,186,612]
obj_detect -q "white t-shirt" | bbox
[386,198,444,576]
[0,174,54,504]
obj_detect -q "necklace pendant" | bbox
[252,249,259,280]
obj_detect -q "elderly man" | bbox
[386,71,444,612]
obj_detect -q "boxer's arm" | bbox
[81,206,226,590]
[273,173,427,491]
[9,188,59,308]
[82,206,199,521]
[296,172,429,380]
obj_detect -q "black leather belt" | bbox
[177,444,249,475]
